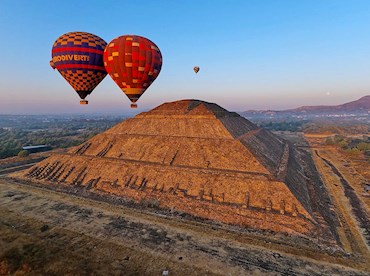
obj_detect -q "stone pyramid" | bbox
[19,100,320,235]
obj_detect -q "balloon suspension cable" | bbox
[80,100,88,105]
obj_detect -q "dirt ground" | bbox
[1,135,369,275]
[0,177,369,276]
[305,134,370,211]
[303,134,369,257]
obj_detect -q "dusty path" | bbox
[0,178,369,275]
[0,157,46,175]
[0,163,37,176]
[303,135,370,269]
[316,151,370,245]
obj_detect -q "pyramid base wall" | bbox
[15,154,316,236]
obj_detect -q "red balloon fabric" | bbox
[103,35,162,105]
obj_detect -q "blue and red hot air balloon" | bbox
[51,32,107,104]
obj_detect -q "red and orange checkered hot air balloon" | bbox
[51,32,107,104]
[103,35,162,108]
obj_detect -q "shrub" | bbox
[357,142,370,151]
[338,140,348,148]
[346,148,360,155]
[325,137,334,145]
[140,198,160,208]
[334,135,344,143]
[17,150,29,158]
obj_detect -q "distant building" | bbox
[22,145,51,153]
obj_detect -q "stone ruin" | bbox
[17,100,338,238]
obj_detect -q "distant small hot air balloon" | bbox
[193,66,200,74]
[51,32,107,104]
[103,35,162,108]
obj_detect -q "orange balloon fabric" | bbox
[103,35,162,104]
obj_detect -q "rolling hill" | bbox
[242,95,370,119]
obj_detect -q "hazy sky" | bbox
[0,0,370,114]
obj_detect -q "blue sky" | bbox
[0,0,370,114]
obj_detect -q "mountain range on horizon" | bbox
[242,95,370,115]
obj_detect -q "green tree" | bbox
[17,150,29,158]
[338,140,348,148]
[325,137,334,145]
[357,142,370,152]
[334,135,344,143]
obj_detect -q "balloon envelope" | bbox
[51,32,107,103]
[103,35,162,107]
[193,66,200,73]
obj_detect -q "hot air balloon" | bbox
[103,35,162,108]
[193,66,200,74]
[51,32,107,104]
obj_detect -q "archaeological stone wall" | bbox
[14,100,325,237]
[21,153,314,231]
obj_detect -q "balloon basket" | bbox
[80,100,88,105]
[130,103,138,108]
